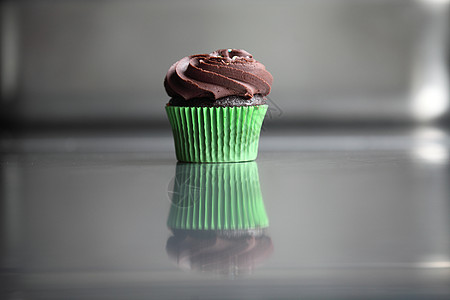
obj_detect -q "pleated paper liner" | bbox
[166,105,268,163]
[167,162,269,233]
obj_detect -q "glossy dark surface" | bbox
[1,127,450,299]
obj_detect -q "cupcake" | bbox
[164,49,273,163]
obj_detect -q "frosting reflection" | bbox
[166,162,273,275]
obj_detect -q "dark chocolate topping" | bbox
[164,49,273,101]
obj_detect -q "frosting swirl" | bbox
[164,49,273,101]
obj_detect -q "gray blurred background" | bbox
[1,0,449,127]
[2,2,450,298]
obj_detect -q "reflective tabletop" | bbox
[1,126,450,299]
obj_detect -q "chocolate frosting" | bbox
[164,49,273,101]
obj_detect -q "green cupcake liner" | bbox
[167,161,268,231]
[166,105,268,163]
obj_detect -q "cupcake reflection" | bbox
[166,162,273,275]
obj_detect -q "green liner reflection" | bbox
[167,161,269,234]
[166,162,273,275]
